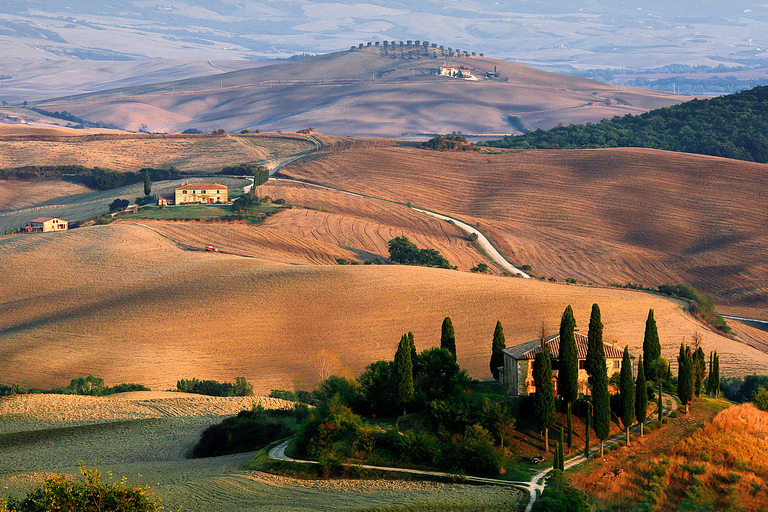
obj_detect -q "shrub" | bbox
[5,467,161,512]
[531,470,589,512]
[109,198,129,211]
[176,377,252,397]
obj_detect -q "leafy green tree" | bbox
[440,317,456,359]
[490,320,505,380]
[6,466,161,512]
[414,347,469,404]
[678,344,694,414]
[558,305,578,449]
[754,387,768,411]
[388,236,420,264]
[643,309,661,381]
[394,334,414,417]
[693,346,706,397]
[143,170,151,196]
[619,346,635,445]
[359,360,395,416]
[531,471,589,512]
[481,399,515,450]
[533,345,556,453]
[234,376,253,397]
[635,357,648,436]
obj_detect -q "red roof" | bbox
[175,183,227,191]
[30,217,59,223]
[504,333,629,360]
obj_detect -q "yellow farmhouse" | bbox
[174,183,228,205]
[27,217,68,233]
[499,333,633,396]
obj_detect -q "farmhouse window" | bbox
[579,360,586,370]
[614,360,620,369]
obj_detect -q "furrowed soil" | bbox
[277,145,768,319]
[0,133,316,172]
[1,222,764,396]
[0,393,523,511]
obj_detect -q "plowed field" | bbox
[1,222,763,395]
[277,146,768,318]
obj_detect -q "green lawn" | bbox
[121,203,287,221]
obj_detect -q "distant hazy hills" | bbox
[33,48,688,136]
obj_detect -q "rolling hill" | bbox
[31,48,689,137]
[275,144,768,320]
[1,221,764,395]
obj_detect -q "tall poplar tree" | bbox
[558,305,578,449]
[394,334,414,417]
[490,320,506,380]
[533,345,556,453]
[635,356,648,436]
[143,170,152,196]
[643,309,661,381]
[440,317,456,360]
[678,344,694,414]
[586,304,604,383]
[619,346,635,445]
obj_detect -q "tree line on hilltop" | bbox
[482,85,768,164]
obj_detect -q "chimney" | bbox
[612,340,617,349]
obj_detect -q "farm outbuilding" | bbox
[27,217,68,233]
[499,333,632,397]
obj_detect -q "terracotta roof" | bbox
[502,333,629,360]
[175,183,227,191]
[30,217,59,223]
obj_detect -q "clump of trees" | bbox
[0,376,149,397]
[481,85,768,164]
[4,467,161,512]
[420,135,478,151]
[176,377,253,397]
[657,284,731,333]
[194,405,308,457]
[388,236,450,268]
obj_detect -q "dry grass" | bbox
[278,145,768,318]
[573,401,768,511]
[0,180,92,211]
[0,133,316,172]
[0,222,763,395]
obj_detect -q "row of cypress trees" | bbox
[533,306,669,458]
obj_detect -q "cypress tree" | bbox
[619,346,635,446]
[558,428,565,470]
[407,331,417,371]
[553,440,560,470]
[440,317,456,360]
[592,348,611,458]
[490,320,505,380]
[713,353,721,398]
[559,305,578,449]
[586,303,604,384]
[643,309,661,381]
[584,401,591,459]
[635,356,648,436]
[658,378,663,422]
[693,347,706,397]
[143,170,152,196]
[394,334,414,417]
[678,344,694,414]
[533,345,556,453]
[707,351,714,395]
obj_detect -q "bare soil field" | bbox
[33,51,689,136]
[0,222,763,396]
[0,133,316,172]
[0,392,523,511]
[277,145,768,319]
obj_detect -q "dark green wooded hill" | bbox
[483,86,768,163]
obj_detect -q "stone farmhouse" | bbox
[173,183,228,205]
[27,217,68,233]
[439,66,472,78]
[499,333,633,397]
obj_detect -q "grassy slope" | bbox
[572,400,768,511]
[33,50,688,136]
[0,222,763,395]
[277,145,768,319]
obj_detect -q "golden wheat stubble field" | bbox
[0,392,524,512]
[1,222,763,397]
[277,145,768,320]
[0,132,316,172]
